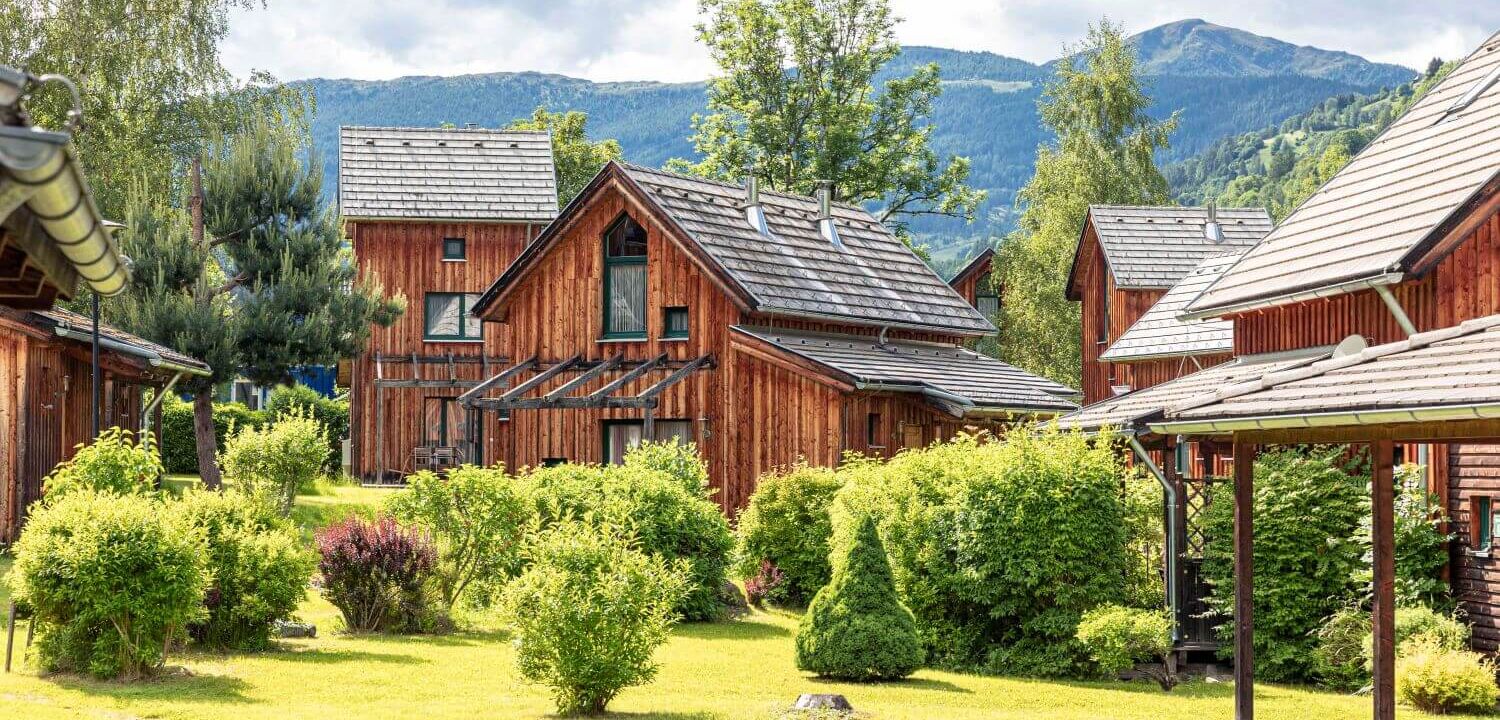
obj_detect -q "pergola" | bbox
[1147,315,1500,720]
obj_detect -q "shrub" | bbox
[385,466,532,609]
[622,439,710,497]
[735,464,842,606]
[1076,605,1176,690]
[1389,607,1470,656]
[744,559,788,607]
[796,515,923,680]
[175,489,315,650]
[8,491,206,679]
[221,408,327,515]
[1313,607,1371,692]
[266,384,349,467]
[1396,638,1500,715]
[1391,464,1452,608]
[832,430,1130,675]
[1202,446,1367,682]
[316,516,439,633]
[159,397,271,475]
[520,462,733,621]
[500,521,688,715]
[41,427,163,499]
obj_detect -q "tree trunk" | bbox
[193,391,222,489]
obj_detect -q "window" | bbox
[663,306,689,339]
[1475,496,1498,552]
[603,215,648,339]
[602,419,694,465]
[423,397,475,452]
[424,292,483,341]
[866,412,884,448]
[976,293,999,317]
[442,236,466,261]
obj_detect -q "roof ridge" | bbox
[1088,204,1272,213]
[340,125,551,136]
[618,162,870,212]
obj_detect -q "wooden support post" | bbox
[1233,437,1256,720]
[643,406,656,442]
[5,602,15,672]
[1372,438,1396,720]
[375,380,385,484]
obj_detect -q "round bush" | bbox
[266,383,349,467]
[1313,607,1371,692]
[796,515,923,680]
[42,427,162,499]
[385,466,531,609]
[316,516,439,633]
[621,439,711,497]
[501,521,688,715]
[158,398,271,475]
[1396,638,1500,714]
[1076,604,1174,688]
[8,491,207,679]
[221,408,327,514]
[735,464,842,606]
[175,489,315,650]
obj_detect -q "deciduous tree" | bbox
[506,107,622,206]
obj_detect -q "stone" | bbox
[718,579,750,619]
[793,694,852,711]
[274,621,317,639]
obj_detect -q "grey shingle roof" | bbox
[1083,205,1272,290]
[1187,31,1500,317]
[338,126,558,222]
[1160,314,1500,425]
[1099,253,1240,362]
[621,165,994,334]
[1053,352,1326,433]
[733,326,1078,415]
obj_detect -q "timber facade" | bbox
[469,162,1078,510]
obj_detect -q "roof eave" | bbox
[1149,401,1500,436]
[1180,272,1406,322]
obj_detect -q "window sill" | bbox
[1467,548,1493,558]
[440,258,467,263]
[598,337,649,344]
[660,336,690,343]
[424,338,485,344]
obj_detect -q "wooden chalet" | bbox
[467,162,1078,509]
[0,66,211,543]
[1063,29,1500,720]
[946,247,998,317]
[1067,205,1271,403]
[338,126,558,481]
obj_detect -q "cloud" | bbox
[221,0,1500,83]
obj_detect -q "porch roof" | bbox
[1052,350,1326,434]
[732,326,1079,416]
[1099,252,1240,362]
[1149,314,1500,435]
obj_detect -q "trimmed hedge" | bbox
[159,386,348,474]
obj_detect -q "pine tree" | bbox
[114,119,403,487]
[795,515,923,680]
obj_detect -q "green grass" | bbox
[0,490,1480,719]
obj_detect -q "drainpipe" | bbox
[1129,435,1180,642]
[140,371,185,437]
[1373,285,1417,337]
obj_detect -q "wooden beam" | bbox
[472,395,660,411]
[545,355,622,401]
[1372,438,1396,720]
[635,354,712,399]
[587,353,667,401]
[373,379,487,389]
[1233,436,1256,720]
[499,354,583,401]
[457,355,537,405]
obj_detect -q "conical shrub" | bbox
[795,515,923,680]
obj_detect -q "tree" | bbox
[672,0,983,237]
[114,120,402,488]
[506,107,622,206]
[795,514,923,680]
[0,0,304,221]
[991,20,1176,388]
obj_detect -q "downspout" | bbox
[1129,435,1180,642]
[140,371,185,437]
[1373,285,1417,337]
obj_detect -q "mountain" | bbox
[298,21,1415,269]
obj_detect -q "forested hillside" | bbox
[301,20,1415,264]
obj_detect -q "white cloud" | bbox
[221,0,1500,83]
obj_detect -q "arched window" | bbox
[603,215,648,338]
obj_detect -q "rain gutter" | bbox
[1179,272,1405,322]
[1148,402,1500,436]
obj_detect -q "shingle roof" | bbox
[31,308,211,374]
[338,126,558,222]
[1187,31,1500,317]
[1099,253,1240,362]
[1159,314,1500,426]
[1053,351,1326,433]
[622,165,994,334]
[1080,205,1272,291]
[733,326,1078,415]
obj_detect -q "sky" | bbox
[221,0,1500,84]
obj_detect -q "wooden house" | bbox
[466,162,1078,509]
[1060,33,1500,712]
[338,126,558,481]
[947,247,998,316]
[1066,205,1271,404]
[0,67,211,543]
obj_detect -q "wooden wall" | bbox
[1447,444,1500,652]
[1117,353,1234,395]
[1231,277,1438,356]
[349,220,536,478]
[1076,231,1168,404]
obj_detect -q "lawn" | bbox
[0,491,1478,720]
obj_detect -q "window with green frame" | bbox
[442,236,466,260]
[603,215,648,338]
[1474,496,1498,552]
[663,306,689,339]
[424,292,483,341]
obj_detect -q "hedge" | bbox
[158,386,348,475]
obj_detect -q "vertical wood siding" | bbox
[1448,444,1500,652]
[1077,230,1168,404]
[349,220,533,478]
[1118,353,1234,394]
